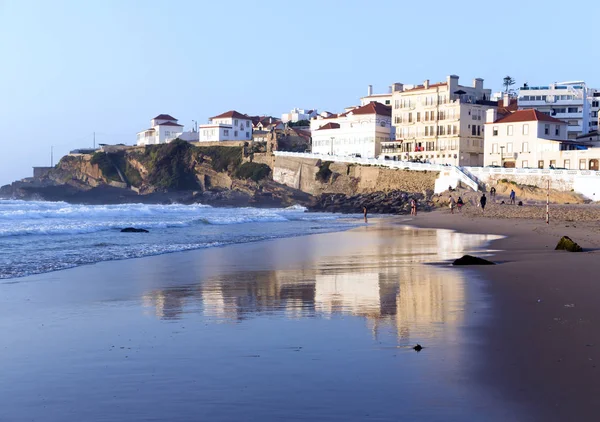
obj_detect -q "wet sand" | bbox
[406,208,600,421]
[0,221,525,422]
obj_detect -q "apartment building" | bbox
[311,102,393,158]
[385,75,496,166]
[483,109,600,170]
[198,110,252,142]
[517,81,600,139]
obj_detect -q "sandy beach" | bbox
[1,202,600,421]
[406,205,600,421]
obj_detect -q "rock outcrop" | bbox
[555,236,583,252]
[121,227,149,233]
[452,255,496,265]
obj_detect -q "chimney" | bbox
[486,108,497,123]
[424,79,430,89]
[503,92,510,108]
[447,75,459,94]
[473,78,484,91]
[367,85,373,96]
[391,82,404,92]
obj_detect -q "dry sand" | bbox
[406,207,600,421]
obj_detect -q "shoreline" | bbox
[404,210,600,421]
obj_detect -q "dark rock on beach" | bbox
[308,190,433,214]
[555,236,582,252]
[452,255,496,266]
[121,227,149,233]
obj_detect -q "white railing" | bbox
[273,151,447,172]
[465,166,600,178]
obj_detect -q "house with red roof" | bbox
[483,108,600,170]
[136,114,184,146]
[310,102,394,158]
[199,110,252,142]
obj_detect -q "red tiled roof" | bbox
[316,122,340,131]
[210,110,250,120]
[348,101,391,117]
[156,121,183,127]
[492,109,565,124]
[497,98,519,117]
[153,114,177,121]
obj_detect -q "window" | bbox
[246,121,250,127]
[438,111,445,120]
[416,112,421,122]
[234,119,238,126]
[568,107,578,113]
[477,125,481,136]
[424,111,429,122]
[385,100,390,105]
[564,159,570,169]
[523,124,529,135]
[492,144,498,153]
[472,125,476,136]
[507,125,513,136]
[580,159,586,170]
[246,132,250,138]
[424,126,429,136]
[555,125,560,136]
[522,142,528,152]
[522,160,528,168]
[447,124,452,135]
[507,143,513,153]
[538,160,544,169]
[544,124,549,135]
[234,131,238,137]
[430,111,435,120]
[408,113,413,123]
[394,100,400,109]
[493,126,498,136]
[452,125,458,135]
[224,129,229,136]
[550,160,556,167]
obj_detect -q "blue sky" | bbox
[1,0,598,185]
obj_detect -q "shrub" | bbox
[235,162,271,182]
[143,139,199,190]
[90,152,121,182]
[196,146,243,172]
[316,161,333,182]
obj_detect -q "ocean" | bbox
[0,199,362,280]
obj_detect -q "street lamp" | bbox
[500,146,505,167]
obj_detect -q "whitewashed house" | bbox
[198,110,253,142]
[310,102,393,158]
[483,108,600,170]
[136,114,184,146]
[281,108,318,123]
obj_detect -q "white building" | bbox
[198,110,253,142]
[310,102,393,158]
[281,108,318,123]
[136,114,184,146]
[360,85,392,107]
[386,75,496,166]
[517,81,600,139]
[483,108,600,170]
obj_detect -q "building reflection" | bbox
[141,229,495,341]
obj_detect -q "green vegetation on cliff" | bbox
[90,152,121,182]
[316,161,333,182]
[235,162,271,182]
[142,140,200,190]
[195,146,242,172]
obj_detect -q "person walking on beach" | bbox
[510,189,516,205]
[449,196,456,214]
[410,198,417,216]
[480,193,487,213]
[457,196,464,213]
[490,187,496,202]
[363,206,368,223]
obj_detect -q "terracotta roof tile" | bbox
[316,122,340,131]
[156,121,183,127]
[210,110,250,120]
[153,114,177,121]
[348,102,391,117]
[492,109,565,124]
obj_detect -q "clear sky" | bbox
[1,0,598,185]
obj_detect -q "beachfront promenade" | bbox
[273,151,600,199]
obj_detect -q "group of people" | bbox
[448,187,516,214]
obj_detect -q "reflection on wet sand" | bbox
[142,227,497,342]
